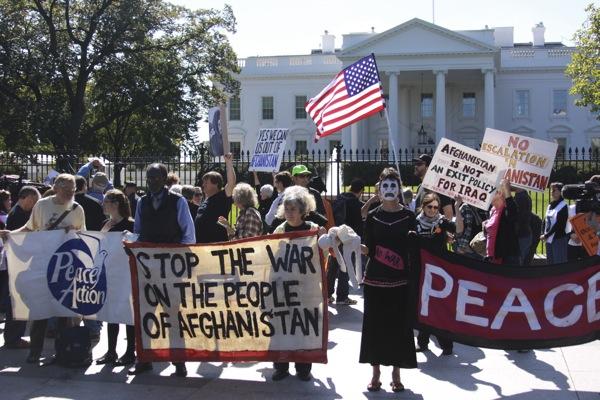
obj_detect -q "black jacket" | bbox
[495,197,520,258]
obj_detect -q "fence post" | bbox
[335,143,343,194]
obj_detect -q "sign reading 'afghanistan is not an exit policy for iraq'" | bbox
[421,138,504,210]
[125,231,327,363]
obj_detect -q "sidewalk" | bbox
[1,293,599,400]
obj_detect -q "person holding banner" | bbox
[218,183,263,240]
[129,164,195,377]
[413,192,463,355]
[271,185,325,382]
[541,182,569,264]
[359,168,417,393]
[95,189,136,366]
[483,179,520,264]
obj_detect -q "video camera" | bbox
[561,182,600,214]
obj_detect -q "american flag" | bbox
[306,54,385,141]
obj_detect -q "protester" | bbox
[483,179,519,264]
[359,168,416,393]
[413,154,453,218]
[87,172,109,203]
[129,164,195,377]
[181,185,199,218]
[291,164,326,216]
[403,188,415,212]
[192,186,203,206]
[327,178,364,305]
[76,157,105,179]
[166,172,180,188]
[218,183,262,240]
[541,182,569,264]
[195,153,236,244]
[265,171,293,231]
[1,186,40,349]
[514,187,533,265]
[0,174,85,365]
[253,171,275,223]
[0,189,11,228]
[413,192,463,355]
[454,202,484,259]
[95,189,135,366]
[123,182,139,219]
[271,185,325,382]
[74,176,105,338]
[361,182,381,221]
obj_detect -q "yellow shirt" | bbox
[25,196,86,231]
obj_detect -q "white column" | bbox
[341,126,352,153]
[350,123,359,152]
[483,68,495,129]
[399,87,410,156]
[387,72,400,154]
[434,70,447,145]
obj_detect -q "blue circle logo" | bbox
[46,234,108,315]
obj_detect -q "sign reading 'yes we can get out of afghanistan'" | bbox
[248,128,288,172]
[480,128,558,192]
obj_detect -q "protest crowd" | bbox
[0,145,598,394]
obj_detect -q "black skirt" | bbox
[359,284,417,368]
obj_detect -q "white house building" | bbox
[227,18,599,157]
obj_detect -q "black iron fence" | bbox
[2,146,600,221]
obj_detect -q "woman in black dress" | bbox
[360,168,417,393]
[95,189,136,366]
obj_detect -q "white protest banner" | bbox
[248,128,288,172]
[5,231,136,324]
[422,138,503,210]
[125,230,327,363]
[480,128,558,192]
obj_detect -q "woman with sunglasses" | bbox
[95,189,136,366]
[359,168,417,393]
[412,192,463,355]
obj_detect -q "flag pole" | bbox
[383,107,402,184]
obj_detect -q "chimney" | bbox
[321,30,335,54]
[532,22,545,47]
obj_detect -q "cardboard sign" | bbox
[421,138,503,210]
[248,128,288,172]
[125,231,327,363]
[480,128,558,192]
[569,213,599,256]
[5,231,136,324]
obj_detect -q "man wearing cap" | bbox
[413,154,453,219]
[291,165,326,216]
[87,172,110,203]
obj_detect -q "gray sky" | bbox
[171,0,594,140]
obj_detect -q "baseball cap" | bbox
[412,154,432,166]
[292,164,311,176]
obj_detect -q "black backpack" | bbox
[55,326,92,368]
[332,194,348,226]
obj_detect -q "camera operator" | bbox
[561,175,600,259]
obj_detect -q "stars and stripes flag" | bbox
[306,54,385,141]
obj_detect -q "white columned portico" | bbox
[483,68,495,129]
[434,69,447,145]
[387,72,400,155]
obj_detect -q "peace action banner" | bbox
[417,249,600,349]
[480,128,558,192]
[248,128,288,172]
[125,231,327,363]
[5,231,136,324]
[421,138,503,210]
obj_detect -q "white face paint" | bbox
[379,179,399,201]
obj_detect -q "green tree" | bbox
[566,3,600,118]
[0,0,239,154]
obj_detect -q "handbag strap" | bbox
[48,203,78,231]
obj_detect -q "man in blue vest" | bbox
[128,163,195,377]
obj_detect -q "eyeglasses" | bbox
[425,205,439,210]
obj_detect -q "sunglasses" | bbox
[425,205,439,210]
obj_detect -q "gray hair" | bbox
[54,174,76,189]
[276,185,316,219]
[232,183,258,209]
[260,184,274,198]
[169,184,183,195]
